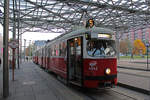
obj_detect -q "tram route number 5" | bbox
[9,39,19,49]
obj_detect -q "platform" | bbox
[0,60,150,99]
[118,59,150,70]
[118,59,150,94]
[0,62,83,100]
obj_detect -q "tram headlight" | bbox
[105,68,111,75]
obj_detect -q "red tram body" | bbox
[33,27,117,88]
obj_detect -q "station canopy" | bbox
[0,0,150,34]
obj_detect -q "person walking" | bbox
[26,56,28,62]
[0,58,1,68]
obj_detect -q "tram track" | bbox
[117,67,150,95]
[83,88,138,100]
[68,83,139,100]
[117,66,149,71]
[35,63,148,100]
[109,89,137,100]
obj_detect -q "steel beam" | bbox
[25,0,77,25]
[3,0,9,97]
[59,0,150,15]
[17,0,21,69]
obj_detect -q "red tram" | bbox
[33,26,117,88]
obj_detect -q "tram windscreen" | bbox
[87,40,116,57]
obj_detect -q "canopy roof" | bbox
[0,0,150,34]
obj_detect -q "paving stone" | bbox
[35,93,57,100]
[0,62,78,100]
[14,95,35,100]
[118,59,150,92]
[1,61,149,100]
[118,73,150,91]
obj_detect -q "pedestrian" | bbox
[26,56,28,62]
[131,53,134,59]
[0,58,1,67]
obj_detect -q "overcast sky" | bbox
[0,24,62,46]
[22,31,61,46]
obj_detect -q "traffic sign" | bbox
[9,39,19,49]
[146,43,149,47]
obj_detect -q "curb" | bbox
[118,66,150,71]
[118,71,150,78]
[117,82,150,95]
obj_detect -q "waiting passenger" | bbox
[26,57,28,61]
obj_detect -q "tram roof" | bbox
[44,27,114,46]
[0,0,150,34]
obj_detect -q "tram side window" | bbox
[46,48,48,57]
[49,48,51,57]
[62,42,67,57]
[63,42,67,57]
[49,48,51,56]
[39,50,41,57]
[48,47,52,56]
[59,42,66,57]
[52,46,55,56]
[47,47,50,57]
[56,44,59,56]
[54,46,56,56]
[52,47,54,56]
[54,45,56,56]
[42,49,44,57]
[70,42,74,55]
[41,50,43,57]
[59,43,62,56]
[75,38,81,55]
[41,50,42,57]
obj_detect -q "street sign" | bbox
[9,39,19,49]
[146,43,149,47]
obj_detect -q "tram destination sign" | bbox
[98,33,111,38]
[86,19,94,28]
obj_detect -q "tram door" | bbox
[67,37,83,85]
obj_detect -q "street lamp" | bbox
[29,40,31,60]
[24,39,26,61]
[146,43,149,70]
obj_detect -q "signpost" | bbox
[9,39,19,81]
[9,39,19,49]
[146,43,149,70]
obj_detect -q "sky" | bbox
[22,31,61,46]
[0,24,62,46]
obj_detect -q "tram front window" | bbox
[87,40,116,57]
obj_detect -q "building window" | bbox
[134,31,138,40]
[142,29,146,42]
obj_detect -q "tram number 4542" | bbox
[89,61,98,71]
